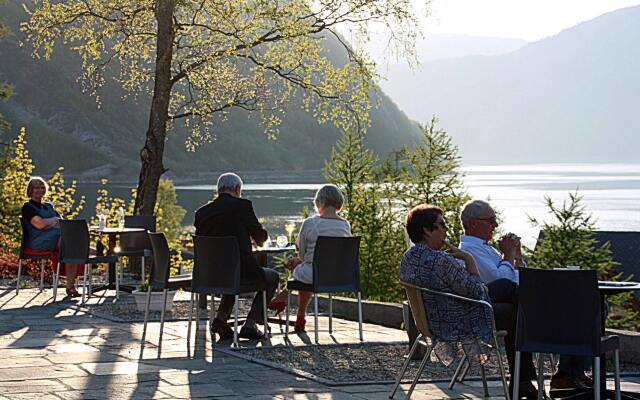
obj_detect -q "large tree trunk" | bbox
[134,0,176,215]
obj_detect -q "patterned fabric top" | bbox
[399,243,494,365]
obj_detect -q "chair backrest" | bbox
[516,268,602,356]
[192,235,241,294]
[120,215,156,251]
[125,215,156,231]
[18,217,29,259]
[312,236,361,293]
[148,232,172,289]
[400,281,433,339]
[59,219,90,264]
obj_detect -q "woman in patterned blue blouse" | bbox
[399,203,493,365]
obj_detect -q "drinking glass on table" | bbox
[276,235,288,248]
[284,221,296,245]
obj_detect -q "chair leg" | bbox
[141,256,145,284]
[495,335,510,400]
[357,291,363,342]
[39,260,45,292]
[328,293,333,334]
[157,289,168,358]
[115,262,120,300]
[139,285,152,358]
[459,360,471,383]
[53,262,61,300]
[594,356,601,400]
[16,260,22,295]
[480,364,489,398]
[449,353,468,389]
[549,353,556,375]
[389,334,424,398]
[187,291,194,355]
[88,264,93,297]
[537,352,545,400]
[614,349,621,400]
[314,293,319,344]
[262,290,269,338]
[209,294,214,334]
[82,264,88,304]
[285,289,291,339]
[233,294,239,348]
[513,351,522,400]
[405,345,434,400]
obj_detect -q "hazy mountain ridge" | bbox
[0,2,421,180]
[379,6,640,164]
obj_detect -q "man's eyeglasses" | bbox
[475,216,497,225]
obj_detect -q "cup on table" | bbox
[566,265,580,270]
[276,235,288,248]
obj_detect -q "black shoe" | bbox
[210,318,233,340]
[509,379,539,399]
[239,325,265,340]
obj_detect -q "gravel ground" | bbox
[84,295,253,322]
[236,343,640,384]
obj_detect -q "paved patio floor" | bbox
[0,288,639,399]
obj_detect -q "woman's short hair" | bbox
[460,199,491,230]
[314,184,345,211]
[217,172,243,193]
[405,204,443,243]
[26,176,48,198]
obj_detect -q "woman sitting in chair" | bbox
[283,184,351,332]
[21,177,80,298]
[399,203,493,365]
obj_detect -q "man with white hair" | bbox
[459,199,538,397]
[194,172,279,340]
[460,199,592,393]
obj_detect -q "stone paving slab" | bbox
[1,288,639,400]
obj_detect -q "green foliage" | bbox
[154,179,186,242]
[324,119,470,302]
[0,127,34,250]
[396,117,469,245]
[0,1,11,135]
[527,192,639,330]
[324,129,405,302]
[0,127,83,254]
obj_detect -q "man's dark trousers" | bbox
[487,278,536,381]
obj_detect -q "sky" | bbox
[421,0,640,41]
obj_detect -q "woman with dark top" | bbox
[21,177,80,297]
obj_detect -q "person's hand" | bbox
[499,233,522,266]
[443,240,480,276]
[285,258,303,271]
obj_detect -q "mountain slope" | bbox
[0,2,420,179]
[380,6,640,164]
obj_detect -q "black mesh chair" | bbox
[513,268,621,400]
[117,215,156,283]
[16,217,56,294]
[55,220,118,303]
[285,236,363,344]
[188,235,268,349]
[140,232,192,358]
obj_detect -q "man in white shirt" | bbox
[460,199,591,392]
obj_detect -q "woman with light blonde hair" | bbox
[21,177,80,298]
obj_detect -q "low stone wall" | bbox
[608,329,640,364]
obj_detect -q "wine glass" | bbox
[276,235,288,248]
[284,221,296,245]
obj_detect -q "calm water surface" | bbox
[74,163,640,247]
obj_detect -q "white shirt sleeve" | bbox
[460,240,519,284]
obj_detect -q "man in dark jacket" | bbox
[194,172,279,340]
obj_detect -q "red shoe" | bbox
[294,316,306,332]
[66,288,80,298]
[268,290,288,315]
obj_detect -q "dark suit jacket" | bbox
[194,193,268,283]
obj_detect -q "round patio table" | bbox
[88,226,146,294]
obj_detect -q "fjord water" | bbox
[76,164,640,248]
